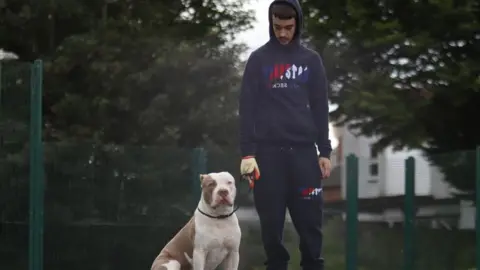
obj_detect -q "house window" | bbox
[370,147,378,159]
[369,163,378,176]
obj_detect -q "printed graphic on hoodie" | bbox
[263,63,310,89]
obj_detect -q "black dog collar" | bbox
[197,205,239,219]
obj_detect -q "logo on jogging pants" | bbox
[299,187,322,199]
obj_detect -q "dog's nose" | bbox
[218,189,229,197]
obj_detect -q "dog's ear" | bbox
[199,174,208,185]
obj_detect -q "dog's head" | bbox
[199,172,236,209]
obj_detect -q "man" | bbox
[239,0,332,270]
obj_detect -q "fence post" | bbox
[28,59,44,270]
[476,146,480,270]
[0,62,3,107]
[191,147,207,199]
[404,156,416,270]
[346,154,358,270]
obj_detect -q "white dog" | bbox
[151,172,241,270]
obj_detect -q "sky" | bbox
[236,0,339,149]
[236,0,271,60]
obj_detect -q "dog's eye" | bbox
[227,181,233,185]
[208,182,216,187]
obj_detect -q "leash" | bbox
[197,173,254,219]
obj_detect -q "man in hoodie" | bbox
[239,0,332,269]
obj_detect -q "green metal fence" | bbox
[1,59,480,270]
[0,60,43,270]
[345,150,480,270]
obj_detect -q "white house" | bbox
[331,124,474,229]
[333,125,455,199]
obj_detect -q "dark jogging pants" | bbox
[253,144,324,270]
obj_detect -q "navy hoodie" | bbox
[239,0,332,158]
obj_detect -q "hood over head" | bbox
[268,0,304,45]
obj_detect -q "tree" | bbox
[0,0,252,59]
[302,0,480,193]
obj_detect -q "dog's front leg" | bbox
[221,250,240,270]
[192,248,206,270]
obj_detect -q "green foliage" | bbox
[1,0,253,147]
[45,36,244,147]
[0,62,31,222]
[302,0,480,192]
[426,149,477,192]
[0,0,253,59]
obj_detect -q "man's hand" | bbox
[319,157,331,179]
[240,156,260,180]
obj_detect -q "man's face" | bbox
[272,16,296,45]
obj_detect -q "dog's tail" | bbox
[184,252,193,265]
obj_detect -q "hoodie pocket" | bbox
[254,106,277,141]
[280,103,317,142]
